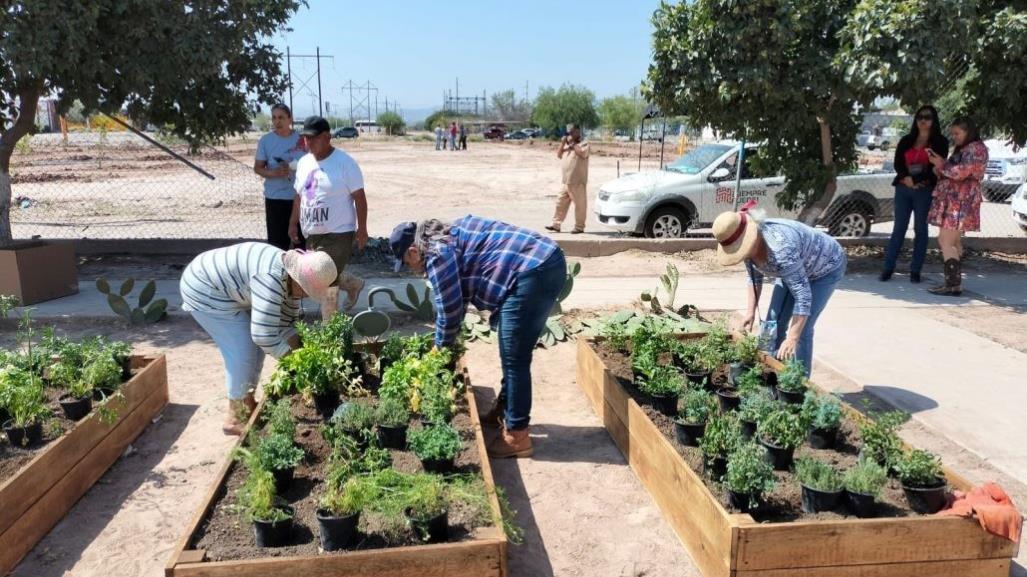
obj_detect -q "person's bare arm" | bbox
[254,160,289,179]
[288,193,301,245]
[352,188,368,249]
[743,281,762,332]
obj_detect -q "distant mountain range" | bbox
[401,107,439,124]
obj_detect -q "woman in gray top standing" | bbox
[714,207,847,377]
[254,103,306,250]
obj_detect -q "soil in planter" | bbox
[191,393,492,561]
[594,341,923,523]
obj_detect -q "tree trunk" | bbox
[0,85,42,247]
[798,118,838,225]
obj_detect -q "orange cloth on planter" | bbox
[938,482,1022,543]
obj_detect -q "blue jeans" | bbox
[493,249,567,430]
[768,256,846,377]
[190,310,265,400]
[883,184,933,274]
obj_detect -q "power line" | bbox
[285,47,334,117]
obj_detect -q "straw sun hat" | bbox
[282,249,337,301]
[713,209,760,266]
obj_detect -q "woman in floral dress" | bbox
[927,116,988,296]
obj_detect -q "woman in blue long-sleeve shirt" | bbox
[390,216,566,459]
[713,210,847,377]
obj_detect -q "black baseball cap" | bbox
[390,222,417,272]
[300,115,330,137]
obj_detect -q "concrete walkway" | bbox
[19,271,1027,483]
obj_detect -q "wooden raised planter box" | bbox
[0,354,169,574]
[576,338,1018,577]
[165,344,508,577]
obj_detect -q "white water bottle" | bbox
[759,310,777,353]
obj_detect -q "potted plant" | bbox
[631,350,661,388]
[637,366,685,416]
[858,410,907,471]
[418,370,457,425]
[802,392,842,449]
[674,388,713,446]
[774,359,807,404]
[317,471,377,551]
[699,414,742,480]
[332,400,377,447]
[794,457,844,513]
[404,473,450,543]
[253,433,305,494]
[237,464,295,548]
[724,442,775,512]
[894,449,947,514]
[3,376,49,447]
[715,386,741,413]
[737,388,775,440]
[81,354,123,401]
[734,365,764,395]
[375,397,411,449]
[408,423,462,474]
[58,378,94,421]
[757,408,804,470]
[842,458,888,518]
[676,340,714,388]
[728,334,760,386]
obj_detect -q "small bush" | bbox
[794,457,843,492]
[894,449,944,487]
[254,433,305,471]
[321,473,379,517]
[375,397,411,427]
[758,408,805,449]
[333,400,377,434]
[843,458,888,497]
[802,392,842,430]
[776,359,807,393]
[738,388,776,424]
[408,424,462,462]
[725,443,775,501]
[678,388,714,424]
[266,398,296,439]
[735,365,764,393]
[699,414,743,458]
[733,334,760,366]
[638,366,685,397]
[859,410,908,468]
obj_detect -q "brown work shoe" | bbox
[487,426,533,459]
[570,228,584,234]
[544,225,561,233]
[479,397,505,428]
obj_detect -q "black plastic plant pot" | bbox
[674,420,706,447]
[775,386,805,405]
[59,394,93,421]
[726,489,760,513]
[313,392,340,420]
[272,466,295,494]
[762,371,778,391]
[902,480,948,514]
[317,509,360,551]
[808,426,839,450]
[252,507,295,548]
[3,420,43,448]
[649,393,679,417]
[377,423,408,449]
[740,419,757,440]
[0,408,8,428]
[684,370,710,389]
[407,509,449,544]
[728,362,751,386]
[704,455,728,480]
[715,388,741,413]
[845,490,878,518]
[421,456,456,474]
[92,386,116,402]
[119,357,133,381]
[759,439,795,471]
[800,484,843,513]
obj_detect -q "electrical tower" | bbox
[442,78,487,116]
[285,47,334,117]
[341,81,380,125]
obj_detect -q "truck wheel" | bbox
[829,203,873,237]
[644,206,690,239]
[880,141,891,152]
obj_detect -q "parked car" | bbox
[865,128,901,151]
[505,130,529,140]
[521,127,543,138]
[483,124,507,140]
[1012,184,1027,233]
[593,141,896,238]
[333,127,359,139]
[982,139,1027,202]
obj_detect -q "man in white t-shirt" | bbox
[289,116,368,317]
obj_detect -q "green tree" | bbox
[423,110,450,131]
[490,89,531,122]
[0,0,302,245]
[599,95,644,133]
[377,111,406,135]
[531,85,600,137]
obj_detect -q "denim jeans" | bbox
[493,249,567,430]
[768,255,846,377]
[883,184,933,274]
[190,310,265,400]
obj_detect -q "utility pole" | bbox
[316,46,323,116]
[348,80,354,125]
[284,46,333,118]
[286,46,293,113]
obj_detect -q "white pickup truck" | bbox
[594,141,897,238]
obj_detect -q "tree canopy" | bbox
[376,111,406,135]
[0,0,302,244]
[489,89,532,122]
[531,85,599,137]
[599,95,645,134]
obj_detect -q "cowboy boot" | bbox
[339,273,365,310]
[487,426,533,459]
[320,285,340,320]
[928,259,962,296]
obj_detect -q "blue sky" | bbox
[273,0,663,119]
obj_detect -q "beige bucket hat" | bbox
[282,249,337,301]
[713,210,760,266]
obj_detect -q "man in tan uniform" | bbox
[546,123,590,234]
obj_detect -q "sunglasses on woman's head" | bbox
[917,115,933,121]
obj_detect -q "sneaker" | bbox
[878,270,893,282]
[487,426,533,459]
[910,272,921,284]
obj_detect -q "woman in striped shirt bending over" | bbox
[180,243,337,434]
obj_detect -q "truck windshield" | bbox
[665,144,733,174]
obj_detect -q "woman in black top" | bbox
[880,105,949,283]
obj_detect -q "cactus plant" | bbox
[96,278,167,324]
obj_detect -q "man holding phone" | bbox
[546,123,590,234]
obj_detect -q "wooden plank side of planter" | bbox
[167,346,506,577]
[734,515,1018,571]
[0,362,169,574]
[0,355,166,536]
[170,538,505,577]
[576,339,737,577]
[733,557,1010,577]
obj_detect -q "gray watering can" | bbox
[352,287,394,340]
